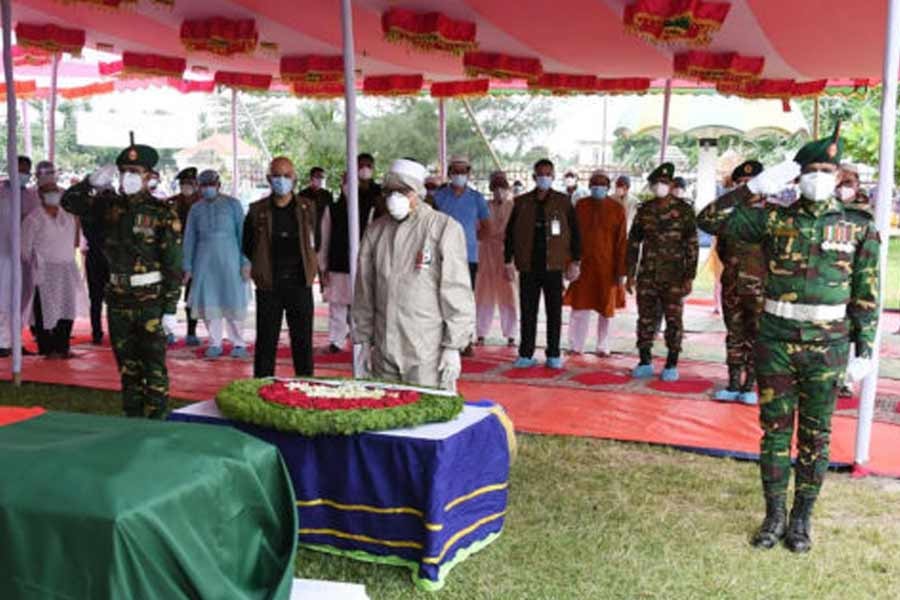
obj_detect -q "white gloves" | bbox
[565,261,581,283]
[88,164,118,190]
[746,160,801,197]
[353,343,372,379]
[162,314,178,336]
[847,357,875,383]
[438,348,462,393]
[504,263,517,282]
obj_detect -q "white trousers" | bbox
[205,318,246,348]
[328,302,350,346]
[568,310,612,354]
[476,303,518,339]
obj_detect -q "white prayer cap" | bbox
[384,158,427,197]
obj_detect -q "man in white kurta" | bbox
[21,185,83,358]
[352,159,474,390]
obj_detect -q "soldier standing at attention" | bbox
[169,167,201,345]
[697,125,879,553]
[62,140,183,419]
[705,160,767,405]
[625,162,698,382]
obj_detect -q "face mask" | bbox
[121,172,144,196]
[565,176,577,187]
[180,184,196,197]
[148,178,159,191]
[18,174,29,188]
[386,191,411,221]
[271,176,294,196]
[535,176,553,191]
[513,186,524,196]
[43,191,62,206]
[768,186,798,207]
[799,172,836,201]
[201,186,218,201]
[837,185,857,202]
[451,174,468,188]
[359,167,373,181]
[590,186,609,199]
[653,183,670,198]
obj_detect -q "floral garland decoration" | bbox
[216,379,464,436]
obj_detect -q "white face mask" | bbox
[451,174,468,188]
[653,183,670,198]
[359,167,373,181]
[535,176,553,191]
[799,172,837,201]
[148,178,159,191]
[121,172,144,196]
[386,191,411,221]
[180,183,196,197]
[43,191,62,206]
[673,188,686,199]
[837,185,857,202]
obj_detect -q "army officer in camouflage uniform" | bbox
[62,143,183,418]
[698,125,879,553]
[625,162,699,382]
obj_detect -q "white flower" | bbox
[283,380,388,400]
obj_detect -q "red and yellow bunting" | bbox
[281,55,344,84]
[363,74,424,97]
[14,23,86,56]
[463,52,542,81]
[120,52,187,78]
[624,0,731,46]
[430,79,490,99]
[180,17,258,56]
[382,8,477,55]
[674,50,764,82]
[214,71,272,92]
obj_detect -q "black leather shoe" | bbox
[785,495,815,553]
[0,348,10,358]
[751,495,787,549]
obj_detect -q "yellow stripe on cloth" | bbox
[296,498,443,531]
[488,405,518,463]
[444,483,508,512]
[298,528,424,550]
[422,511,507,564]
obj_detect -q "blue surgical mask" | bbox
[201,186,218,201]
[535,176,553,191]
[271,176,293,196]
[590,186,609,199]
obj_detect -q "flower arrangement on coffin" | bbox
[430,79,490,99]
[14,23,86,56]
[624,0,731,46]
[363,74,424,96]
[180,17,259,56]
[674,50,764,82]
[216,379,464,436]
[381,7,478,55]
[463,52,542,81]
[280,55,344,84]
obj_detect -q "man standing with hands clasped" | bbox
[698,124,879,553]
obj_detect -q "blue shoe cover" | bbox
[546,357,564,370]
[739,391,759,405]
[660,367,680,382]
[513,357,538,369]
[714,389,741,402]
[632,364,655,379]
[205,345,223,359]
[230,346,249,359]
[186,335,201,347]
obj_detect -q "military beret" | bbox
[116,144,159,170]
[731,160,763,182]
[176,167,198,182]
[647,162,675,184]
[794,122,843,167]
[672,176,687,189]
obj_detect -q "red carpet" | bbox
[0,406,45,427]
[571,371,631,386]
[648,378,715,395]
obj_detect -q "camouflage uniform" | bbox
[698,188,879,499]
[62,148,183,418]
[627,196,699,354]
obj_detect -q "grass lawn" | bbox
[2,382,899,599]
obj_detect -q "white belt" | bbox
[129,271,162,287]
[764,299,846,322]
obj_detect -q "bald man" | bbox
[242,157,319,377]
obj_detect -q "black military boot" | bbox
[739,368,758,405]
[751,494,787,549]
[665,351,679,369]
[632,348,654,379]
[785,494,816,553]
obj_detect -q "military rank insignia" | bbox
[132,214,155,237]
[821,224,856,253]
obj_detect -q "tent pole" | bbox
[340,0,361,376]
[2,0,23,385]
[41,99,49,157]
[812,96,820,138]
[659,79,672,163]
[237,93,272,163]
[600,96,609,168]
[855,0,900,472]
[48,51,59,163]
[21,100,32,158]
[231,88,239,196]
[438,98,447,175]
[461,98,501,170]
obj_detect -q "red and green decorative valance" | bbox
[120,52,187,78]
[292,81,345,99]
[216,379,464,436]
[280,55,344,83]
[624,0,731,46]
[430,79,490,98]
[363,74,424,96]
[181,17,259,56]
[529,73,597,95]
[214,70,272,92]
[14,23,86,56]
[169,79,216,94]
[674,50,763,82]
[716,78,827,100]
[12,46,52,67]
[595,77,652,94]
[463,52,542,81]
[59,81,115,100]
[0,80,38,100]
[56,0,136,7]
[382,7,477,55]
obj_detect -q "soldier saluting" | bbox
[698,124,880,553]
[62,136,183,418]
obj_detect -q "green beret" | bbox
[647,162,675,184]
[176,167,198,182]
[794,123,843,167]
[116,144,159,170]
[731,160,763,182]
